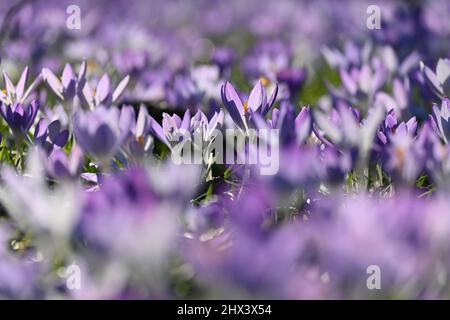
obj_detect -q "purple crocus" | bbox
[42,61,87,101]
[420,58,450,98]
[221,80,278,131]
[80,73,130,110]
[150,110,192,149]
[0,67,42,105]
[73,105,133,160]
[0,100,39,137]
[432,97,450,143]
[45,146,84,180]
[33,118,69,154]
[127,105,153,158]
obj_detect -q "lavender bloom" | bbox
[150,110,192,149]
[0,67,42,105]
[252,101,310,146]
[334,61,387,101]
[34,118,69,153]
[127,105,153,158]
[221,80,278,131]
[432,97,450,143]
[420,58,450,98]
[79,167,178,264]
[242,40,290,82]
[0,100,39,137]
[42,61,87,102]
[45,146,84,180]
[376,110,417,147]
[80,73,130,110]
[73,105,133,160]
[374,77,410,116]
[385,121,422,183]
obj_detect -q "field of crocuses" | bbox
[1,0,450,300]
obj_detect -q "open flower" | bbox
[80,74,130,110]
[221,80,278,131]
[127,105,153,158]
[420,58,450,98]
[0,67,41,105]
[150,110,192,149]
[432,97,450,143]
[42,61,87,101]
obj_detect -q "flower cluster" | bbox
[1,0,450,299]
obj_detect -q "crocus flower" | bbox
[33,118,69,153]
[221,80,278,131]
[376,110,417,147]
[242,40,290,82]
[385,121,422,183]
[150,110,192,149]
[127,105,153,158]
[0,100,39,137]
[420,58,450,98]
[79,167,178,264]
[73,105,133,160]
[432,97,450,143]
[190,109,225,145]
[80,73,130,110]
[42,61,87,102]
[0,67,42,105]
[45,146,84,180]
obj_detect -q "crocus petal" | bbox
[339,68,357,95]
[421,61,444,97]
[247,80,265,113]
[81,82,95,110]
[262,83,278,116]
[436,58,450,85]
[112,75,130,102]
[95,74,111,105]
[136,105,149,137]
[2,71,15,97]
[221,81,246,129]
[53,130,69,147]
[22,74,42,103]
[180,109,191,132]
[15,67,29,102]
[77,60,87,91]
[42,68,64,100]
[34,118,48,143]
[149,115,171,148]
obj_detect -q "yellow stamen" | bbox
[395,147,405,167]
[1,89,6,95]
[243,100,248,113]
[137,135,145,146]
[87,59,98,71]
[259,76,270,87]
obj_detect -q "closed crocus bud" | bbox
[0,100,39,138]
